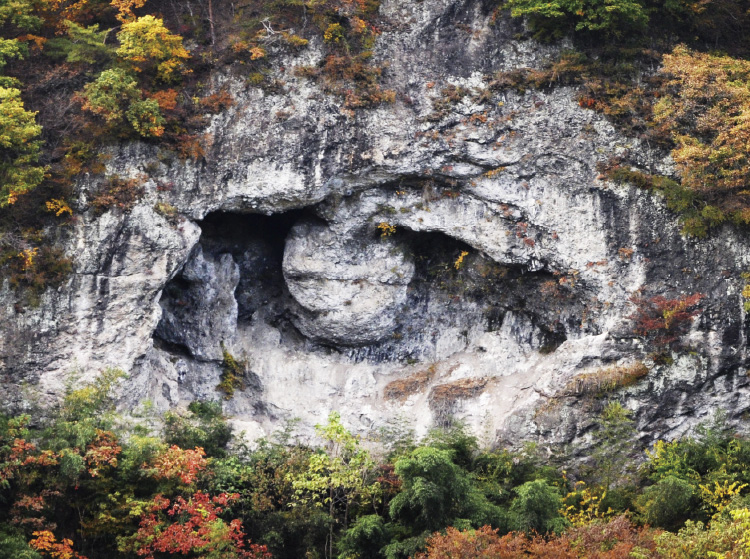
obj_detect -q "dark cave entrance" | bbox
[197,210,308,321]
[153,209,313,357]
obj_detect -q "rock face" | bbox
[2,0,750,448]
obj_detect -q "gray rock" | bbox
[2,0,750,452]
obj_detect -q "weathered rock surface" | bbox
[2,0,750,449]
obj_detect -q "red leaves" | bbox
[128,491,271,559]
[629,292,704,349]
[84,429,121,477]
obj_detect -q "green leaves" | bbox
[45,21,112,65]
[289,412,379,508]
[0,87,44,207]
[505,0,648,39]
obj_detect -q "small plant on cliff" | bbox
[377,222,396,237]
[217,344,246,399]
[629,292,704,350]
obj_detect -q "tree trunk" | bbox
[207,0,216,46]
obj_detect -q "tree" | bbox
[45,21,112,65]
[591,401,638,492]
[389,447,472,534]
[116,15,190,82]
[505,0,648,40]
[163,401,233,459]
[0,87,44,207]
[79,68,165,137]
[509,479,567,534]
[388,446,504,540]
[637,475,697,530]
[119,491,271,559]
[289,412,379,559]
[337,515,390,559]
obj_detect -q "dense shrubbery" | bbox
[4,370,750,558]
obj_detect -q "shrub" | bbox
[638,475,697,531]
[90,174,145,213]
[384,366,436,401]
[566,362,649,396]
[509,479,568,534]
[79,68,140,124]
[629,292,703,349]
[217,345,247,399]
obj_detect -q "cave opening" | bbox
[154,208,315,358]
[197,210,311,321]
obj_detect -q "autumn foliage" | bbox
[629,293,704,349]
[122,492,271,559]
[416,517,659,559]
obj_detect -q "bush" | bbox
[509,479,568,534]
[638,475,698,530]
[163,401,233,458]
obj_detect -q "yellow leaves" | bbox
[377,222,396,237]
[249,46,266,60]
[454,250,469,270]
[699,480,748,519]
[46,199,73,217]
[18,248,38,271]
[116,15,190,82]
[563,481,614,527]
[30,530,86,559]
[324,23,345,43]
[483,167,505,178]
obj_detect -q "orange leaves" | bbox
[111,0,147,23]
[416,518,659,559]
[30,530,87,559]
[198,90,235,114]
[654,46,750,217]
[148,88,178,111]
[151,445,207,485]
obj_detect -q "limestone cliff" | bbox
[2,0,749,448]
